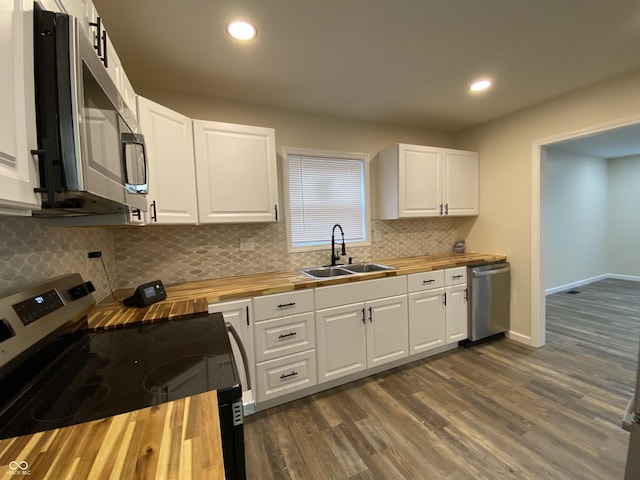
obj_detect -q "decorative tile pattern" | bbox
[113,217,463,288]
[0,216,463,300]
[0,217,115,301]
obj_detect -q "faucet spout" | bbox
[331,224,346,266]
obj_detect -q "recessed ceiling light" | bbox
[226,19,257,41]
[469,79,492,92]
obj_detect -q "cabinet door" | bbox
[137,96,198,224]
[442,149,479,216]
[193,120,278,223]
[0,0,40,214]
[408,288,446,354]
[208,299,254,395]
[316,303,367,383]
[398,144,441,217]
[445,283,468,344]
[366,295,409,368]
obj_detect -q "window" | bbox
[283,147,370,252]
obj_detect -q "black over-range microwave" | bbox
[32,6,147,218]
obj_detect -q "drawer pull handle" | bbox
[422,279,435,284]
[452,274,464,279]
[280,371,298,379]
[277,302,296,308]
[278,332,297,339]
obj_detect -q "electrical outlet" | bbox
[88,251,102,258]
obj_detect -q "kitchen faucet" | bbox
[330,224,347,266]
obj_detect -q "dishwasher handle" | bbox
[226,322,251,390]
[472,267,511,278]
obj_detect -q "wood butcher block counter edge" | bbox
[0,390,225,479]
[87,252,507,331]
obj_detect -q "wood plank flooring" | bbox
[244,278,640,479]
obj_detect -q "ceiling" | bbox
[92,0,640,133]
[548,124,640,159]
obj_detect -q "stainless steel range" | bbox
[0,274,245,479]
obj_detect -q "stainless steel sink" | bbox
[343,262,395,273]
[299,262,395,279]
[299,266,354,279]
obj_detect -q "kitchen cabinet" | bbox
[444,267,469,344]
[253,290,316,402]
[208,298,254,405]
[408,270,446,354]
[408,267,468,351]
[315,276,408,383]
[193,120,279,223]
[0,0,41,215]
[377,143,478,219]
[137,96,198,224]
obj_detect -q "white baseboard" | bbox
[545,274,609,295]
[506,330,535,346]
[606,273,640,282]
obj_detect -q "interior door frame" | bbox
[531,115,640,347]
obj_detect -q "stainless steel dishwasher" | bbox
[467,262,511,342]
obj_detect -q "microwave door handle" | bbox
[226,322,252,390]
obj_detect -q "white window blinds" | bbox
[287,154,366,247]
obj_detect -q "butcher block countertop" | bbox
[0,390,225,480]
[87,252,506,330]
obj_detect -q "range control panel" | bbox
[12,289,64,326]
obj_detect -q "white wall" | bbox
[456,67,640,345]
[608,155,640,276]
[544,150,608,290]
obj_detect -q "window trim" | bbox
[282,146,371,254]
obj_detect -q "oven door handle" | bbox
[226,322,251,390]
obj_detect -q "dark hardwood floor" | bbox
[244,278,640,479]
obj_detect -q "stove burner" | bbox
[151,319,219,344]
[31,383,110,422]
[143,354,227,397]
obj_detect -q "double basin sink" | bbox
[300,262,395,280]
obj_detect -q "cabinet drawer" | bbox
[254,312,315,362]
[445,267,467,285]
[256,350,317,402]
[253,290,314,321]
[407,270,445,293]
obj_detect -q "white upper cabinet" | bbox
[137,96,198,224]
[193,120,279,223]
[377,143,479,219]
[442,148,479,216]
[0,0,40,215]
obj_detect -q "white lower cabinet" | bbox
[208,298,254,402]
[255,350,317,403]
[444,267,469,344]
[408,267,468,351]
[445,283,468,343]
[252,290,316,403]
[408,288,446,354]
[315,277,408,384]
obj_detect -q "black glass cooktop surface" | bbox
[0,312,240,440]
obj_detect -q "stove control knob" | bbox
[68,281,96,300]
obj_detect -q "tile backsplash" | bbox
[1,216,463,301]
[0,217,115,300]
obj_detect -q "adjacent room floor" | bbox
[244,278,640,479]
